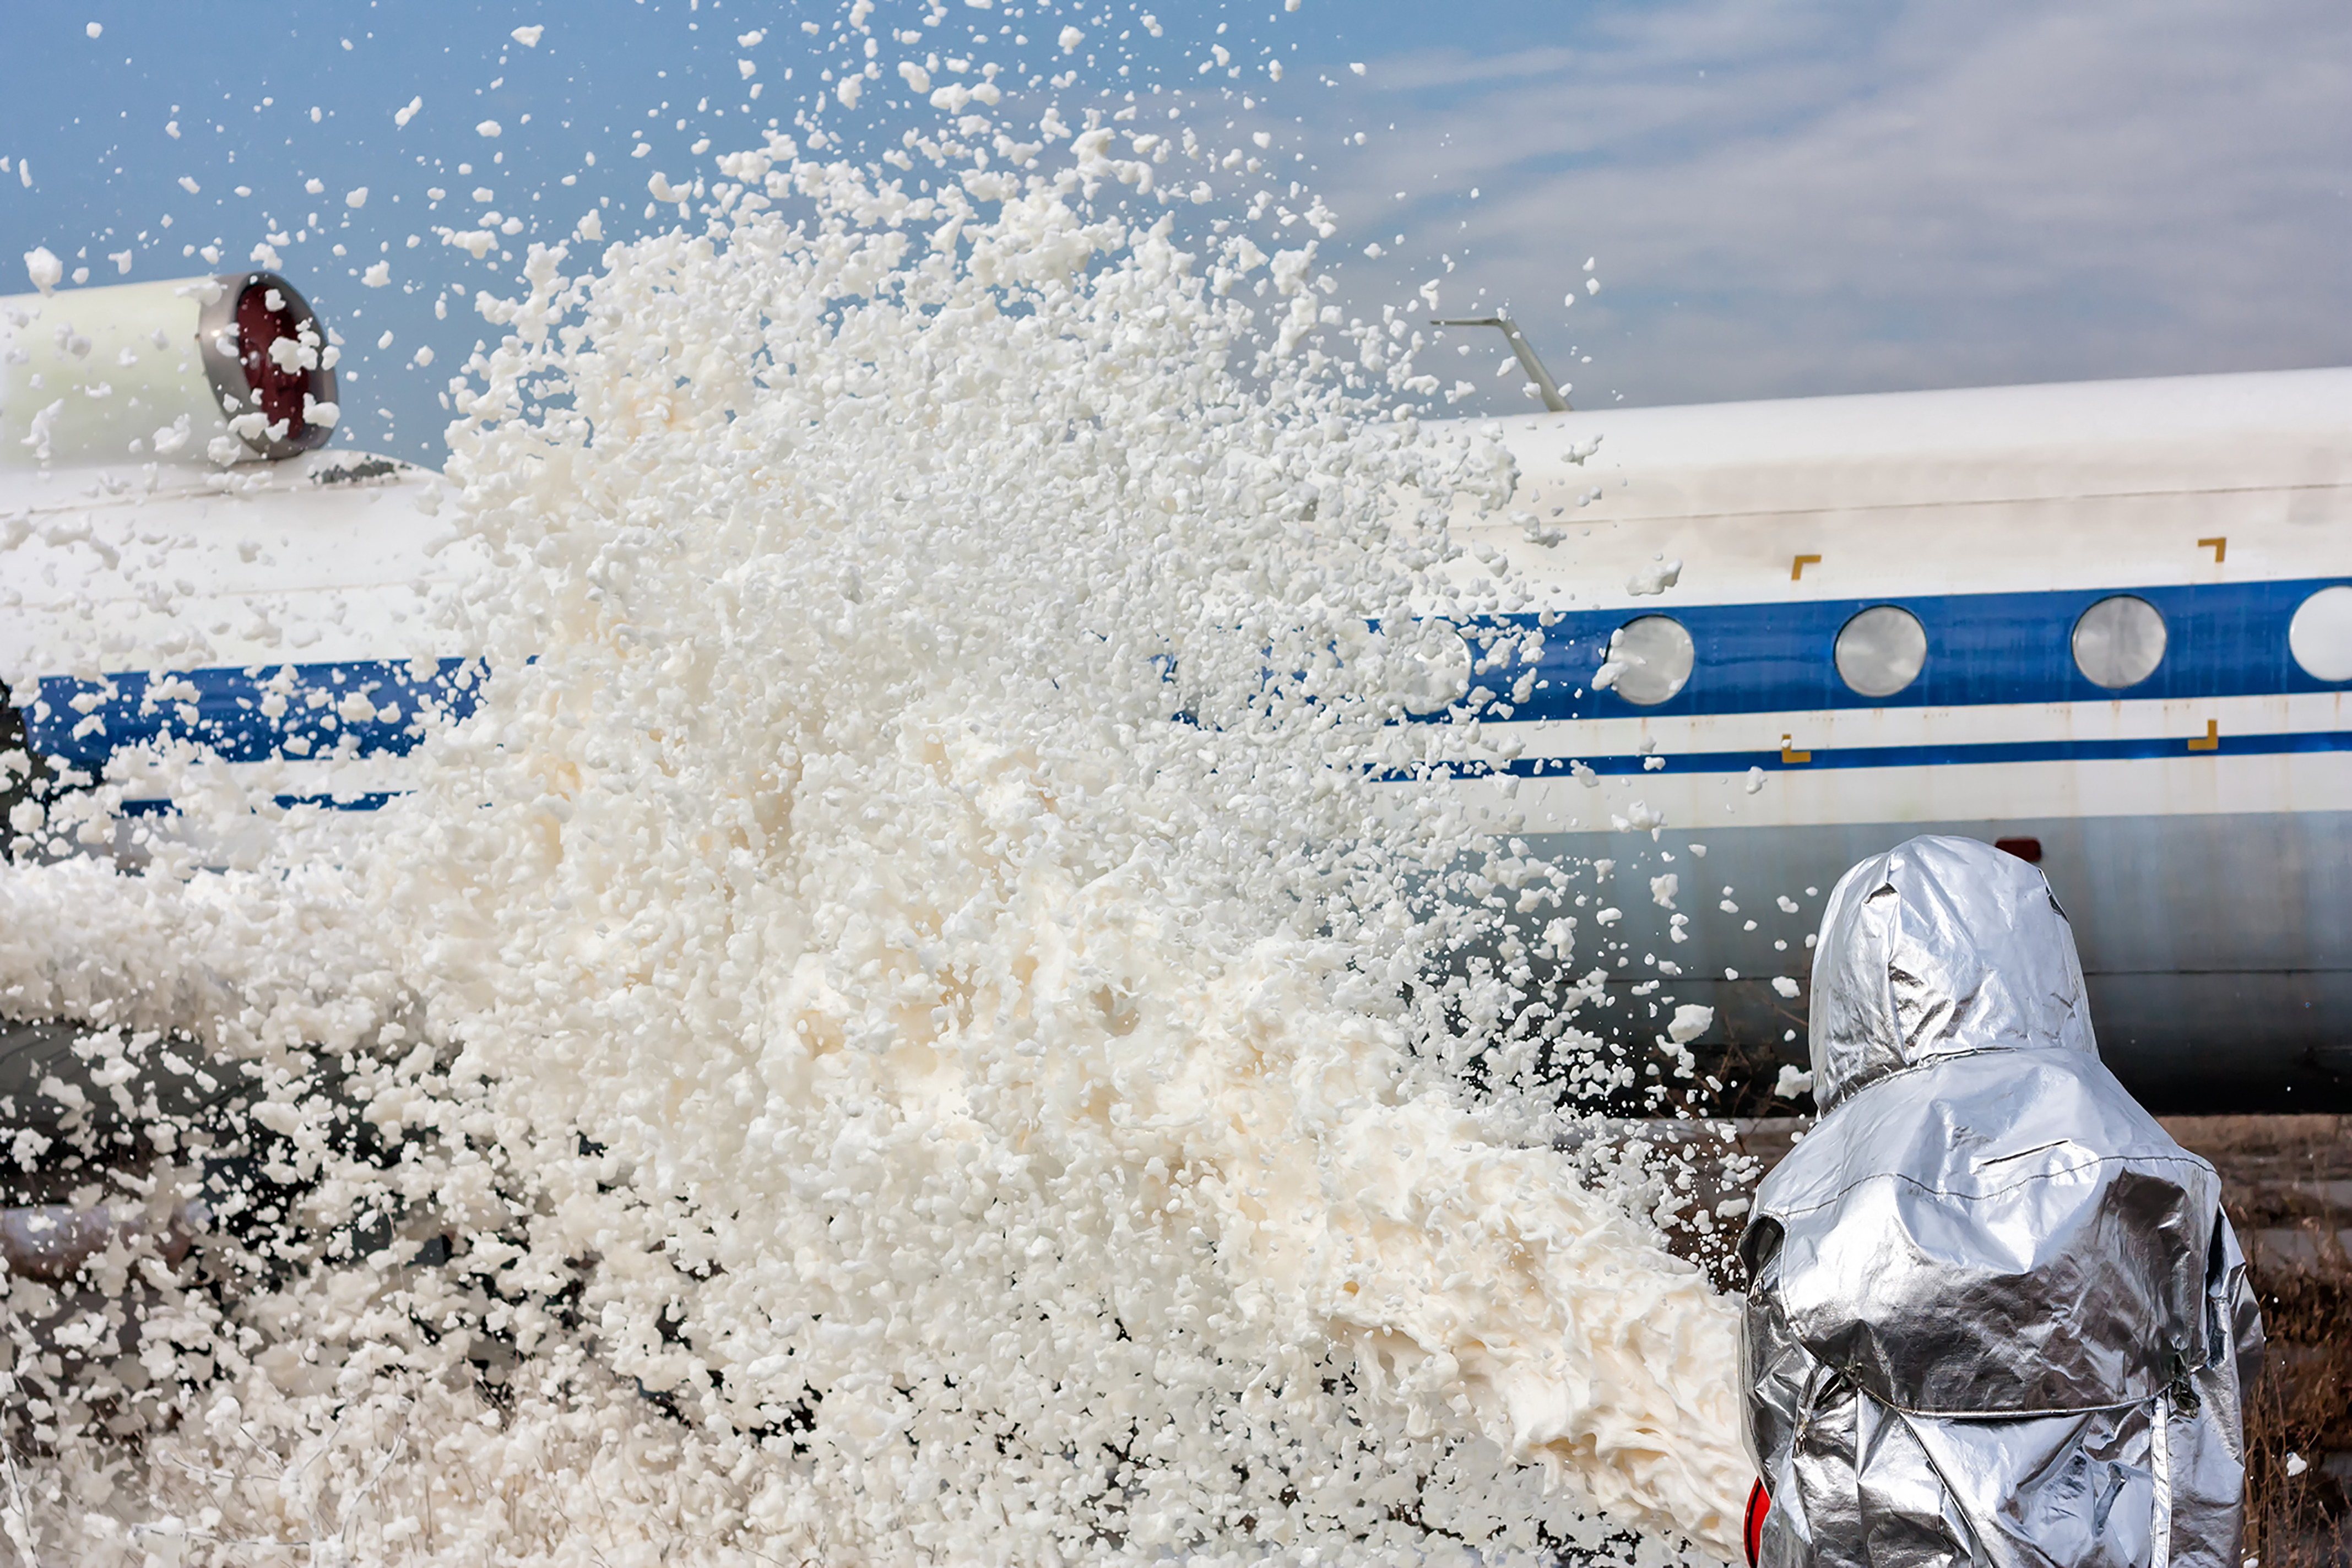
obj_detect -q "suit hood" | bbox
[1808,834,2098,1114]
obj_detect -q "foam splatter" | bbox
[0,15,1747,1565]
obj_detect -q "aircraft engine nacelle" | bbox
[1,270,340,470]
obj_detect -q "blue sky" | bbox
[6,1,2347,462]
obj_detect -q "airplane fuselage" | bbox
[5,278,2346,1112]
[1430,366,2352,1110]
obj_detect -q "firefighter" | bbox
[1739,835,2262,1568]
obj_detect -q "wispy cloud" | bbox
[1357,46,1587,93]
[1305,0,2352,408]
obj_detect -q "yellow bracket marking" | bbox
[1780,734,1812,764]
[1790,553,1822,580]
[2198,536,2226,563]
[2188,719,2220,752]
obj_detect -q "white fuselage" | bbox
[2,365,2346,1109]
[1429,366,2352,1109]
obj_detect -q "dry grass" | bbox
[2164,1114,2352,1568]
[2242,1252,2352,1568]
[2187,1115,2352,1568]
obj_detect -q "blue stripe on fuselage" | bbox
[120,792,403,817]
[1452,575,2352,721]
[1395,726,2352,780]
[26,659,483,769]
[17,575,2350,779]
[112,728,2352,812]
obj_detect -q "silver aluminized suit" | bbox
[1739,836,2263,1568]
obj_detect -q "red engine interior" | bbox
[234,281,317,438]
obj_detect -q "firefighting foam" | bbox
[0,9,1752,1563]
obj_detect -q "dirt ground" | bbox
[1673,1113,2352,1565]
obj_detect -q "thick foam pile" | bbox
[0,23,1746,1565]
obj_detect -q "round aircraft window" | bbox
[1834,605,1927,698]
[2071,595,2167,690]
[2288,584,2352,683]
[1600,615,1695,706]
